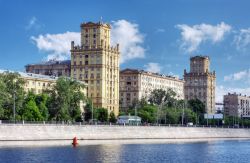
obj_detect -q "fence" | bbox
[0,120,249,129]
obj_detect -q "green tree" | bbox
[47,77,86,122]
[0,77,7,118]
[148,89,167,105]
[137,105,157,123]
[188,99,205,114]
[165,108,181,124]
[21,92,43,121]
[95,108,108,122]
[35,93,49,121]
[84,98,94,122]
[109,111,117,123]
[0,72,25,120]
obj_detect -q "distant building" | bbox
[71,21,120,116]
[0,69,87,113]
[184,56,216,113]
[120,68,184,109]
[25,60,71,77]
[224,93,250,118]
[0,69,57,94]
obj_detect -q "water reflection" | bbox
[0,140,250,163]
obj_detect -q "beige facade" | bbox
[224,93,250,118]
[71,21,120,116]
[120,69,184,109]
[25,60,71,77]
[184,56,216,113]
[22,73,56,94]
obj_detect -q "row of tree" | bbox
[0,72,86,122]
[1,72,250,126]
[119,89,206,125]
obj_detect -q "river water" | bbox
[0,139,249,163]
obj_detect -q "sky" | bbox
[1,0,250,102]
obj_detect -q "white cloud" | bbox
[216,85,250,102]
[31,31,80,61]
[176,22,231,53]
[111,20,145,63]
[234,28,250,51]
[224,69,250,82]
[144,62,162,73]
[31,19,145,63]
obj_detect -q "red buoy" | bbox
[72,137,78,147]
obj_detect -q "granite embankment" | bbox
[1,124,250,141]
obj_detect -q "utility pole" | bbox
[13,79,16,124]
[135,104,138,125]
[13,92,15,123]
[182,100,185,125]
[91,100,93,122]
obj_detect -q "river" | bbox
[0,139,249,163]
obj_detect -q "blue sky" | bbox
[1,0,250,102]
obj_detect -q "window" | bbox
[80,61,82,65]
[85,61,88,65]
[93,34,96,38]
[85,55,88,58]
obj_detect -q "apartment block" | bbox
[120,69,184,109]
[184,56,216,113]
[25,60,71,77]
[71,21,120,116]
[224,93,250,118]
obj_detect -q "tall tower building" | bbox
[184,56,216,113]
[71,21,120,116]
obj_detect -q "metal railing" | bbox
[0,120,249,129]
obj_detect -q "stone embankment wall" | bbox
[0,124,250,141]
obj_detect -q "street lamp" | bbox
[91,100,94,123]
[13,79,17,123]
[182,100,185,125]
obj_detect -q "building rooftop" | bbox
[25,60,71,66]
[0,69,58,81]
[226,92,250,97]
[0,69,87,85]
[120,68,183,81]
[190,55,210,60]
[80,21,111,28]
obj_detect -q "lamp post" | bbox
[182,100,185,125]
[135,103,138,125]
[13,91,16,123]
[13,79,17,123]
[91,100,93,122]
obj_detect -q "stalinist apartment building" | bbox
[71,21,120,116]
[120,69,184,109]
[224,93,250,118]
[184,56,216,113]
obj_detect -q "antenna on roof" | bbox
[100,16,103,23]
